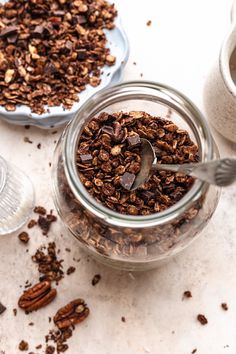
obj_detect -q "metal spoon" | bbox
[130,138,236,190]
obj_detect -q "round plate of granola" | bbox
[0,0,129,128]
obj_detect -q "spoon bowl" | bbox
[130,138,156,191]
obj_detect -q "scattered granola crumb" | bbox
[146,20,152,26]
[32,242,64,283]
[92,274,101,286]
[121,316,126,322]
[183,290,192,299]
[18,340,29,351]
[197,314,208,325]
[0,302,6,315]
[66,266,76,276]
[18,232,30,244]
[28,322,34,326]
[24,137,33,144]
[37,143,41,150]
[24,281,32,289]
[221,303,228,311]
[28,219,37,229]
[45,345,55,354]
[13,308,17,316]
[37,213,57,235]
[34,206,46,215]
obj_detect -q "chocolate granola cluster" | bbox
[77,111,199,216]
[0,0,117,113]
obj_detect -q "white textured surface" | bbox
[0,1,236,353]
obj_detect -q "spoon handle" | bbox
[151,158,236,186]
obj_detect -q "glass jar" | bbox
[52,81,220,271]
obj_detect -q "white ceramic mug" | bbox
[204,1,236,143]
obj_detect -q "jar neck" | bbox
[63,81,214,228]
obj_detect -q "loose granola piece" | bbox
[183,290,192,299]
[18,340,29,351]
[34,206,46,215]
[221,303,228,311]
[66,266,76,276]
[28,220,37,229]
[197,314,208,325]
[92,274,101,286]
[18,231,30,244]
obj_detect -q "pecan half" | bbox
[54,299,89,330]
[18,281,57,313]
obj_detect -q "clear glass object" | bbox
[0,156,35,235]
[52,81,220,271]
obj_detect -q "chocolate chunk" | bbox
[63,40,73,53]
[0,25,18,37]
[127,135,141,148]
[80,154,93,164]
[141,191,155,201]
[0,302,6,315]
[38,216,50,235]
[32,25,45,38]
[77,49,87,60]
[100,125,114,136]
[7,33,18,44]
[78,15,87,24]
[121,316,126,322]
[44,62,57,76]
[120,172,136,190]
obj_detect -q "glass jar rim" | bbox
[63,80,213,228]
